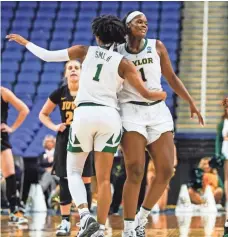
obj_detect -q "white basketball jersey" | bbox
[117,39,162,103]
[75,46,123,109]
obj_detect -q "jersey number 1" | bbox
[93,64,103,82]
[93,64,147,82]
[139,68,147,82]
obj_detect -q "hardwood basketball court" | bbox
[1,211,226,236]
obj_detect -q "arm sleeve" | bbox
[49,88,61,105]
[26,42,70,62]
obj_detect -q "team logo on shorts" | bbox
[147,46,152,53]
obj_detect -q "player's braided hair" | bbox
[92,15,126,45]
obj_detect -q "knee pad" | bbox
[59,178,72,206]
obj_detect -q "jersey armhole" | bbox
[81,46,93,65]
[152,39,160,59]
[117,56,125,80]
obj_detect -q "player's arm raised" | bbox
[119,58,167,101]
[6,34,88,62]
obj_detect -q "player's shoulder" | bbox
[1,86,15,102]
[52,84,67,96]
[58,84,68,94]
[1,86,10,95]
[146,38,158,47]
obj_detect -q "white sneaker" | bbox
[56,219,71,236]
[77,215,100,237]
[91,229,105,237]
[226,201,228,211]
[216,204,224,211]
[122,229,136,237]
[134,213,148,237]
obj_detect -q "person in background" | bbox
[188,157,223,205]
[39,61,92,236]
[1,86,29,224]
[38,135,58,206]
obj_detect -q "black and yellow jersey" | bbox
[49,85,76,126]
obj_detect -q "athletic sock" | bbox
[5,174,17,213]
[138,206,150,219]
[62,215,70,222]
[124,219,135,231]
[99,224,105,231]
[85,183,92,210]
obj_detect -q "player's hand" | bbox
[6,34,29,46]
[149,91,167,101]
[161,91,167,101]
[0,123,14,133]
[189,102,204,126]
[55,123,66,132]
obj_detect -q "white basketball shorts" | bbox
[67,105,122,153]
[119,101,174,145]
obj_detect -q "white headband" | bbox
[126,11,145,25]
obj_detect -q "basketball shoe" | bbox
[77,215,100,237]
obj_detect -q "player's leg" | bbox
[136,103,174,226]
[94,151,114,225]
[53,132,73,236]
[158,187,169,211]
[188,187,203,204]
[91,106,123,236]
[214,187,223,204]
[1,149,16,212]
[1,148,28,224]
[143,132,174,209]
[82,153,93,211]
[67,151,100,237]
[67,107,100,237]
[121,131,147,236]
[135,132,174,237]
[56,177,72,236]
[137,153,150,211]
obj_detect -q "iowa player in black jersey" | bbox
[1,86,29,224]
[39,60,92,236]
